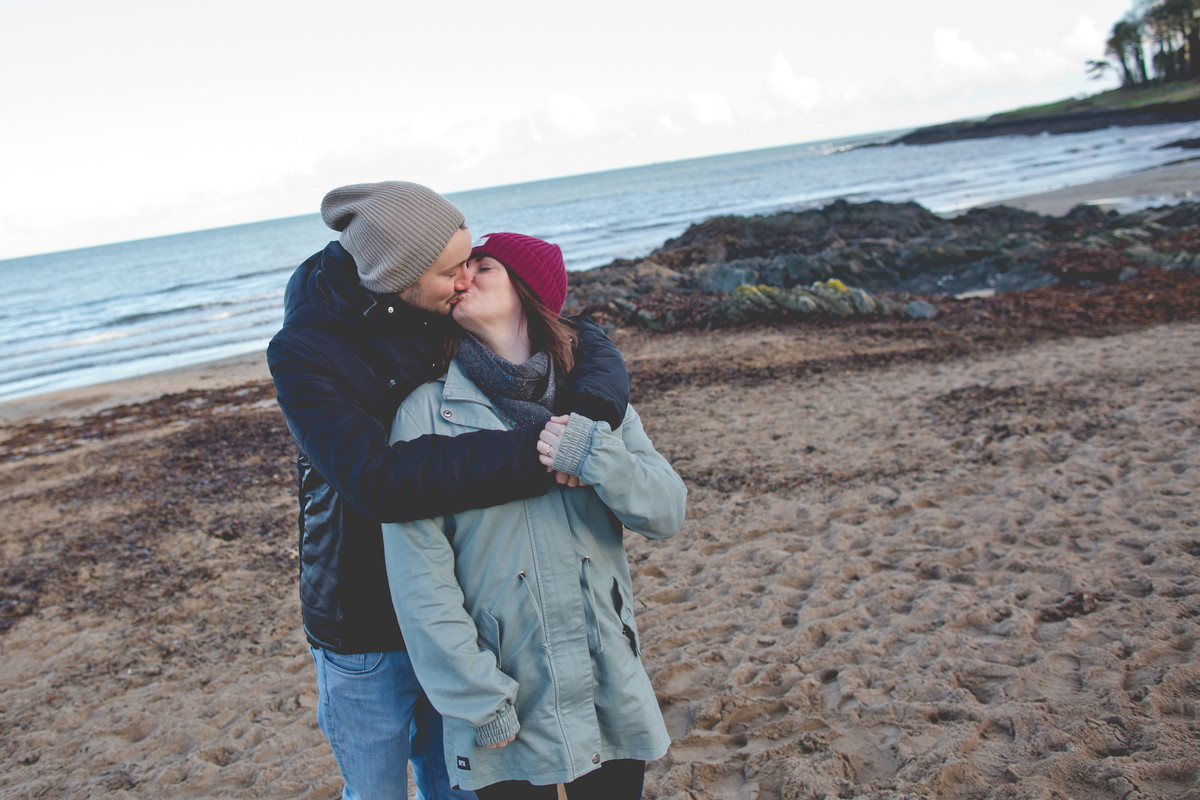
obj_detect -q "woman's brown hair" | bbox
[510,272,576,375]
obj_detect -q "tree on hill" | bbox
[1099,0,1198,86]
[1107,16,1150,86]
[1144,0,1200,79]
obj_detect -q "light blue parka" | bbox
[381,359,687,790]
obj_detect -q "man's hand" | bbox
[552,471,582,488]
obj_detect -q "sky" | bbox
[1,0,1133,260]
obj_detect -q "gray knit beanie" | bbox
[320,181,466,294]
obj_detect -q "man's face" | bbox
[396,228,473,314]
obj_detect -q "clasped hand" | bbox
[539,415,585,488]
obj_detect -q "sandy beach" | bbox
[2,170,1198,799]
[992,159,1200,216]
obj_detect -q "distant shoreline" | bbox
[892,88,1200,146]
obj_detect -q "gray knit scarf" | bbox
[456,335,556,430]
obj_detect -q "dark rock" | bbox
[952,205,1046,233]
[1156,138,1200,150]
[906,300,940,319]
[694,258,765,294]
[657,200,943,264]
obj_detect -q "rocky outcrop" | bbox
[565,199,1200,330]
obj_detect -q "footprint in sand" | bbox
[956,665,1018,705]
[1016,652,1083,701]
[196,745,238,767]
[653,661,717,696]
[962,718,1019,783]
[646,586,690,605]
[817,668,860,712]
[712,699,790,735]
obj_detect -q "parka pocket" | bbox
[494,571,547,669]
[580,557,603,655]
[477,608,502,670]
[611,578,641,656]
[516,570,547,634]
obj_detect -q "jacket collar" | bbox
[434,360,507,431]
[441,359,489,404]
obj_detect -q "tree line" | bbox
[1090,0,1200,86]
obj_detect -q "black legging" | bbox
[474,759,646,800]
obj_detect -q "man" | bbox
[267,181,628,799]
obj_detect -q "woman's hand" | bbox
[539,415,584,487]
[487,734,516,749]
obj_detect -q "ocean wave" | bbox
[1,307,281,367]
[0,336,273,403]
[112,293,284,326]
[0,297,282,355]
[3,318,278,382]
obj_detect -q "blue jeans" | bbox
[311,646,477,800]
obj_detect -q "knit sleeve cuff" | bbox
[550,412,597,476]
[474,702,520,747]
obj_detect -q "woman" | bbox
[381,232,687,798]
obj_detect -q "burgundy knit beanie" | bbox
[471,232,568,315]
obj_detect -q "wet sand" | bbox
[991,158,1200,215]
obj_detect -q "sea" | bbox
[2,120,1199,404]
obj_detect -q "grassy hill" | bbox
[894,82,1200,145]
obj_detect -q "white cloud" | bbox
[1064,16,1108,57]
[392,112,462,148]
[688,91,736,126]
[768,53,821,112]
[934,29,989,71]
[541,94,600,139]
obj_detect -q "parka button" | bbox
[386,306,395,314]
[591,753,601,764]
[442,410,452,419]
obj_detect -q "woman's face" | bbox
[451,256,524,336]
